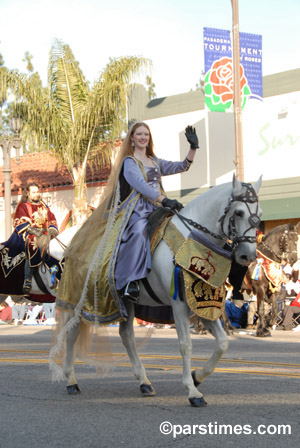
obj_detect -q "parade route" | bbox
[0,325,299,448]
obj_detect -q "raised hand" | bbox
[185,126,199,149]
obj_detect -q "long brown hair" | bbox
[64,121,155,260]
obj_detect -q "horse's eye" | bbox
[235,210,244,218]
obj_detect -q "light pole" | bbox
[231,0,244,181]
[0,117,22,239]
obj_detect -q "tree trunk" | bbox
[71,164,91,226]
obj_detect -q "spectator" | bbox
[12,300,29,325]
[277,293,300,331]
[0,300,12,323]
[282,272,300,302]
[225,299,248,329]
[43,302,56,325]
[243,290,257,329]
[23,303,43,325]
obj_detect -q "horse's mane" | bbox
[261,224,291,242]
[258,223,297,263]
[185,182,232,205]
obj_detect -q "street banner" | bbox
[203,27,262,112]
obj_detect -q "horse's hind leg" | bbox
[256,288,271,337]
[172,301,207,407]
[192,318,228,385]
[63,318,81,394]
[119,303,156,397]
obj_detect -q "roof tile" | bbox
[0,151,112,196]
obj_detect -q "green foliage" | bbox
[0,39,149,202]
[146,75,156,100]
[23,52,34,73]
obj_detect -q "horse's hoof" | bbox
[192,370,201,387]
[256,329,271,338]
[67,384,81,395]
[189,396,207,407]
[140,383,156,397]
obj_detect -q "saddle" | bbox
[148,207,173,242]
[147,209,232,321]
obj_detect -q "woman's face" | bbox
[131,126,150,150]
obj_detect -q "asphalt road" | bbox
[0,324,299,448]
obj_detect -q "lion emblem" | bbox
[188,250,216,281]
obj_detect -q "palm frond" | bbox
[2,42,151,206]
[48,39,89,126]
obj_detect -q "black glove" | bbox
[162,198,183,211]
[27,227,43,238]
[185,126,199,149]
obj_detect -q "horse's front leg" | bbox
[63,318,81,394]
[192,318,228,385]
[172,301,207,407]
[119,302,156,397]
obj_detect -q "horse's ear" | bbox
[295,221,300,234]
[232,173,243,196]
[253,175,263,194]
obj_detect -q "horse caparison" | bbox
[0,226,80,303]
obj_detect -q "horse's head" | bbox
[259,222,300,265]
[220,174,262,266]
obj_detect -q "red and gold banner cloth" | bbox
[255,249,284,288]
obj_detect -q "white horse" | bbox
[52,175,262,407]
[28,225,81,297]
[0,225,81,302]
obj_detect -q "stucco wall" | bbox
[144,91,300,192]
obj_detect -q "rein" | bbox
[175,182,260,251]
[53,236,68,251]
[40,235,68,273]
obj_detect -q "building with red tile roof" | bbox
[0,149,117,239]
[0,152,112,196]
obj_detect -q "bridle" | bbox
[175,182,261,251]
[260,227,298,263]
[219,182,261,246]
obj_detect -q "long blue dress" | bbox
[114,156,191,290]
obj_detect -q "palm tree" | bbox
[0,39,148,223]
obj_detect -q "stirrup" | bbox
[123,281,139,303]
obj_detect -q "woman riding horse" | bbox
[56,122,199,323]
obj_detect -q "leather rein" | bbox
[175,182,260,252]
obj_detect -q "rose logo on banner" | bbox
[204,57,251,112]
[203,27,263,112]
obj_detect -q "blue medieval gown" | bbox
[56,155,191,325]
[114,156,191,290]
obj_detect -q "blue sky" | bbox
[0,0,299,97]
